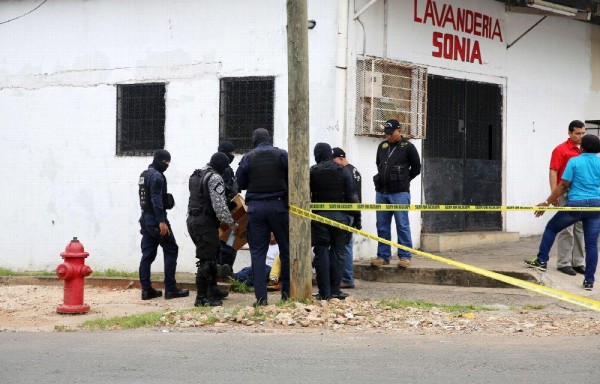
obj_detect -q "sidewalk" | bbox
[354,235,600,300]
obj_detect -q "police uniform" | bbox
[373,120,421,264]
[311,143,360,299]
[217,141,240,269]
[236,128,289,305]
[138,150,186,300]
[187,153,236,307]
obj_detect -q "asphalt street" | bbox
[1,330,599,383]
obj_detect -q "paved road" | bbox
[1,331,598,383]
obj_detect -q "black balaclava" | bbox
[252,128,271,148]
[218,141,235,163]
[209,152,230,175]
[314,142,333,163]
[152,149,171,173]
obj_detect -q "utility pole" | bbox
[287,0,312,299]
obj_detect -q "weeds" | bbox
[376,299,489,313]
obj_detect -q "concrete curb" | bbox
[353,264,539,288]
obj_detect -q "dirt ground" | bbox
[1,279,599,333]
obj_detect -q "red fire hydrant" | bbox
[56,237,93,314]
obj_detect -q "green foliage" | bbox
[82,311,164,330]
[229,278,253,293]
[93,269,138,278]
[376,299,489,313]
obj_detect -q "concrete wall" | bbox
[0,0,598,271]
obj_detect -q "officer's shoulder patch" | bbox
[214,182,225,195]
[382,142,389,149]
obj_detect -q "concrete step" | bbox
[420,231,520,252]
[353,263,538,288]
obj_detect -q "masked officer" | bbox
[236,128,289,306]
[216,141,239,274]
[138,149,189,300]
[187,152,238,307]
[310,143,360,300]
[371,119,421,269]
[332,147,362,289]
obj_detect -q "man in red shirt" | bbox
[548,120,586,275]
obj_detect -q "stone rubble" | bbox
[157,297,600,336]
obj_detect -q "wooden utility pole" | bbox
[287,0,312,299]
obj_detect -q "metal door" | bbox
[422,76,502,232]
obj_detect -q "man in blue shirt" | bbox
[236,128,289,306]
[525,134,600,290]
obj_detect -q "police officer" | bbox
[310,143,360,300]
[371,119,421,269]
[138,149,189,300]
[332,147,362,289]
[187,152,237,307]
[236,128,289,306]
[216,141,239,274]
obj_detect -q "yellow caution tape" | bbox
[289,205,600,312]
[310,203,600,211]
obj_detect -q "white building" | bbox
[1,0,599,272]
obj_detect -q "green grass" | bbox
[519,304,546,311]
[229,278,253,293]
[0,268,137,278]
[376,299,490,313]
[82,311,165,330]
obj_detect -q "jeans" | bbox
[233,265,272,287]
[537,199,600,283]
[341,216,355,286]
[376,191,412,261]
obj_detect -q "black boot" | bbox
[194,261,223,307]
[210,276,229,299]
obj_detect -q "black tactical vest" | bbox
[310,161,346,203]
[375,140,411,193]
[188,169,216,219]
[138,170,153,211]
[247,148,287,193]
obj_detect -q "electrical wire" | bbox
[0,0,49,25]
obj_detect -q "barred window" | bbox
[116,83,166,156]
[355,57,427,138]
[219,77,275,153]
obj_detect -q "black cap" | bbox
[332,147,346,158]
[383,119,400,134]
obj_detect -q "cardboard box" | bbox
[218,194,248,251]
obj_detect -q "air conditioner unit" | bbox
[364,71,383,98]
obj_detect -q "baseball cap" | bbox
[332,147,346,158]
[383,119,400,134]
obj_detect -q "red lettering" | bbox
[470,40,482,64]
[483,15,490,38]
[457,8,465,31]
[443,33,453,59]
[465,10,473,34]
[454,35,466,61]
[432,31,443,57]
[434,3,446,26]
[424,0,435,25]
[414,0,422,22]
[492,20,503,42]
[444,5,456,30]
[474,12,482,36]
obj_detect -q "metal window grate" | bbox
[219,77,275,153]
[355,57,427,138]
[116,83,166,156]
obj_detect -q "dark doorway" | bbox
[422,75,503,232]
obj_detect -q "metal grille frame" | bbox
[355,57,427,138]
[219,76,275,154]
[116,83,166,156]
